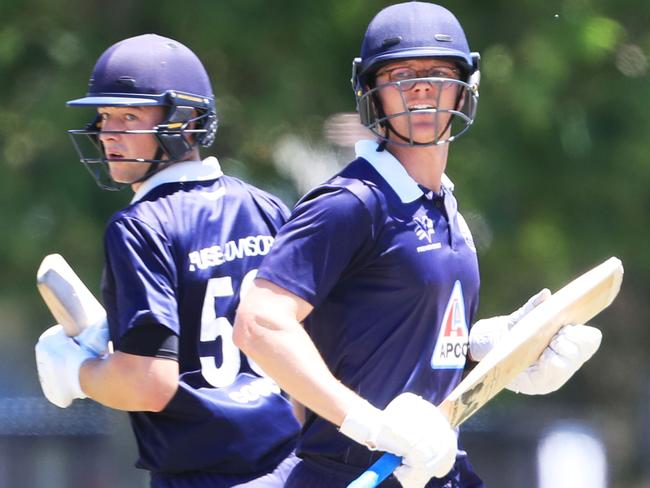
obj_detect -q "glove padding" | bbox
[340,393,457,487]
[469,289,551,362]
[35,324,98,408]
[394,463,444,488]
[506,324,602,395]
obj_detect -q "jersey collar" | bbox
[131,156,224,203]
[354,140,454,203]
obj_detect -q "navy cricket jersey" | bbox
[101,157,300,476]
[258,140,481,479]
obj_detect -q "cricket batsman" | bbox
[35,34,299,487]
[234,3,602,487]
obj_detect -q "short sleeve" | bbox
[102,216,179,346]
[257,186,374,307]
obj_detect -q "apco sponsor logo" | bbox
[414,214,441,253]
[431,280,469,370]
[188,235,274,271]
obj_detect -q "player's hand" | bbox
[506,324,602,395]
[75,319,110,356]
[469,288,551,361]
[35,324,97,408]
[340,393,457,486]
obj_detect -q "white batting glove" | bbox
[340,393,457,487]
[506,324,602,395]
[75,319,110,356]
[393,464,441,488]
[469,288,551,362]
[35,325,97,408]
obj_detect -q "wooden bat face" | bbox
[440,256,623,427]
[36,254,106,337]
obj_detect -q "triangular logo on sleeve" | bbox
[430,280,469,370]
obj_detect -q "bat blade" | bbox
[36,253,106,337]
[347,256,624,488]
[439,256,623,426]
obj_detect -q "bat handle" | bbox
[346,453,401,488]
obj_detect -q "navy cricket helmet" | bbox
[352,2,481,147]
[67,34,218,190]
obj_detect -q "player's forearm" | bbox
[234,308,359,427]
[79,351,178,412]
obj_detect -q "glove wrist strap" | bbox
[339,399,383,449]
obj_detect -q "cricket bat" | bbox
[347,256,624,488]
[36,253,106,337]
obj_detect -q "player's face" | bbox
[97,106,165,184]
[374,59,463,144]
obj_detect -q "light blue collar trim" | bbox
[354,140,454,203]
[131,156,224,203]
[441,173,454,192]
[355,140,422,203]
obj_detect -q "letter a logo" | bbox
[431,280,469,370]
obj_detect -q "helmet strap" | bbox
[143,146,166,179]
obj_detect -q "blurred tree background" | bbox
[0,0,648,486]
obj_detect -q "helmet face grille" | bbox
[357,77,478,147]
[67,110,218,191]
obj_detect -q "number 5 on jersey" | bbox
[199,269,265,387]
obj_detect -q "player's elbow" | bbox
[112,353,179,412]
[140,375,178,412]
[234,278,309,359]
[233,291,282,360]
[233,302,265,357]
[143,360,179,412]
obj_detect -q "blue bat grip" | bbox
[346,453,401,488]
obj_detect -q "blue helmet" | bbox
[67,34,218,189]
[352,2,481,146]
